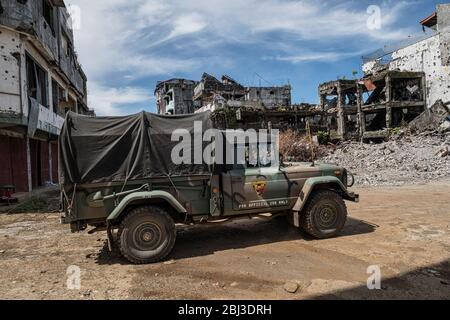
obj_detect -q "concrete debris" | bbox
[283,281,299,294]
[321,133,450,186]
[409,100,450,134]
[280,130,330,162]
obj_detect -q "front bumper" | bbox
[347,192,360,203]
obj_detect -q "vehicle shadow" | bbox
[309,259,450,300]
[96,216,377,265]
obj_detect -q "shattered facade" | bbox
[193,73,292,112]
[317,4,449,140]
[230,103,325,132]
[0,0,92,192]
[363,4,450,110]
[319,80,361,140]
[359,71,426,139]
[155,79,199,115]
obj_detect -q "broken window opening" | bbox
[391,107,424,128]
[345,114,359,137]
[42,0,55,33]
[26,54,48,108]
[392,78,423,102]
[364,80,386,105]
[51,79,66,116]
[323,95,338,113]
[61,31,70,56]
[364,110,387,131]
[343,91,358,106]
[65,97,76,114]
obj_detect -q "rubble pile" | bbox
[280,130,330,162]
[321,133,450,186]
[409,100,450,134]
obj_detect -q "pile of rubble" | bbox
[321,133,450,186]
[280,130,330,162]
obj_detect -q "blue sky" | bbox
[67,0,445,116]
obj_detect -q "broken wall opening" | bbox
[365,110,387,131]
[392,106,424,127]
[26,54,48,108]
[361,71,426,139]
[51,79,66,116]
[42,0,55,34]
[319,80,360,140]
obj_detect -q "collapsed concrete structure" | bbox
[363,4,450,108]
[0,0,92,192]
[318,72,427,140]
[154,73,292,115]
[154,79,199,115]
[316,4,449,140]
[194,73,292,112]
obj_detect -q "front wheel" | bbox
[118,205,176,264]
[300,190,348,239]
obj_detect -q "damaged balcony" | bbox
[193,73,247,106]
[0,0,64,62]
[212,103,325,132]
[360,70,426,140]
[319,80,361,140]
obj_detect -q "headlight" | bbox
[344,170,355,188]
[342,169,348,187]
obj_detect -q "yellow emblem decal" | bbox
[253,181,267,196]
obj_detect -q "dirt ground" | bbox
[0,182,449,300]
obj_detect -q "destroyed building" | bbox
[318,71,427,140]
[0,0,92,192]
[359,70,426,139]
[155,79,199,115]
[363,4,450,110]
[315,4,449,140]
[193,73,292,112]
[319,80,361,140]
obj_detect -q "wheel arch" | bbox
[107,191,187,224]
[293,176,355,213]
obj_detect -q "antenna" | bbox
[306,120,315,167]
[254,72,274,86]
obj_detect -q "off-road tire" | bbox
[300,190,347,239]
[118,206,176,264]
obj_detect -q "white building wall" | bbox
[389,33,450,108]
[0,27,22,114]
[1,26,69,133]
[363,32,450,109]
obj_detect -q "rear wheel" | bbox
[300,190,347,239]
[118,205,176,264]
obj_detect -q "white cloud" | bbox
[272,48,373,63]
[167,13,207,40]
[88,83,153,116]
[275,52,348,63]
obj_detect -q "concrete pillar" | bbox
[48,141,53,183]
[319,93,326,129]
[356,82,365,139]
[420,74,428,109]
[26,136,32,192]
[385,75,392,129]
[337,83,346,139]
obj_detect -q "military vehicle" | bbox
[59,111,358,264]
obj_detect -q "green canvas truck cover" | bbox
[59,111,213,185]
